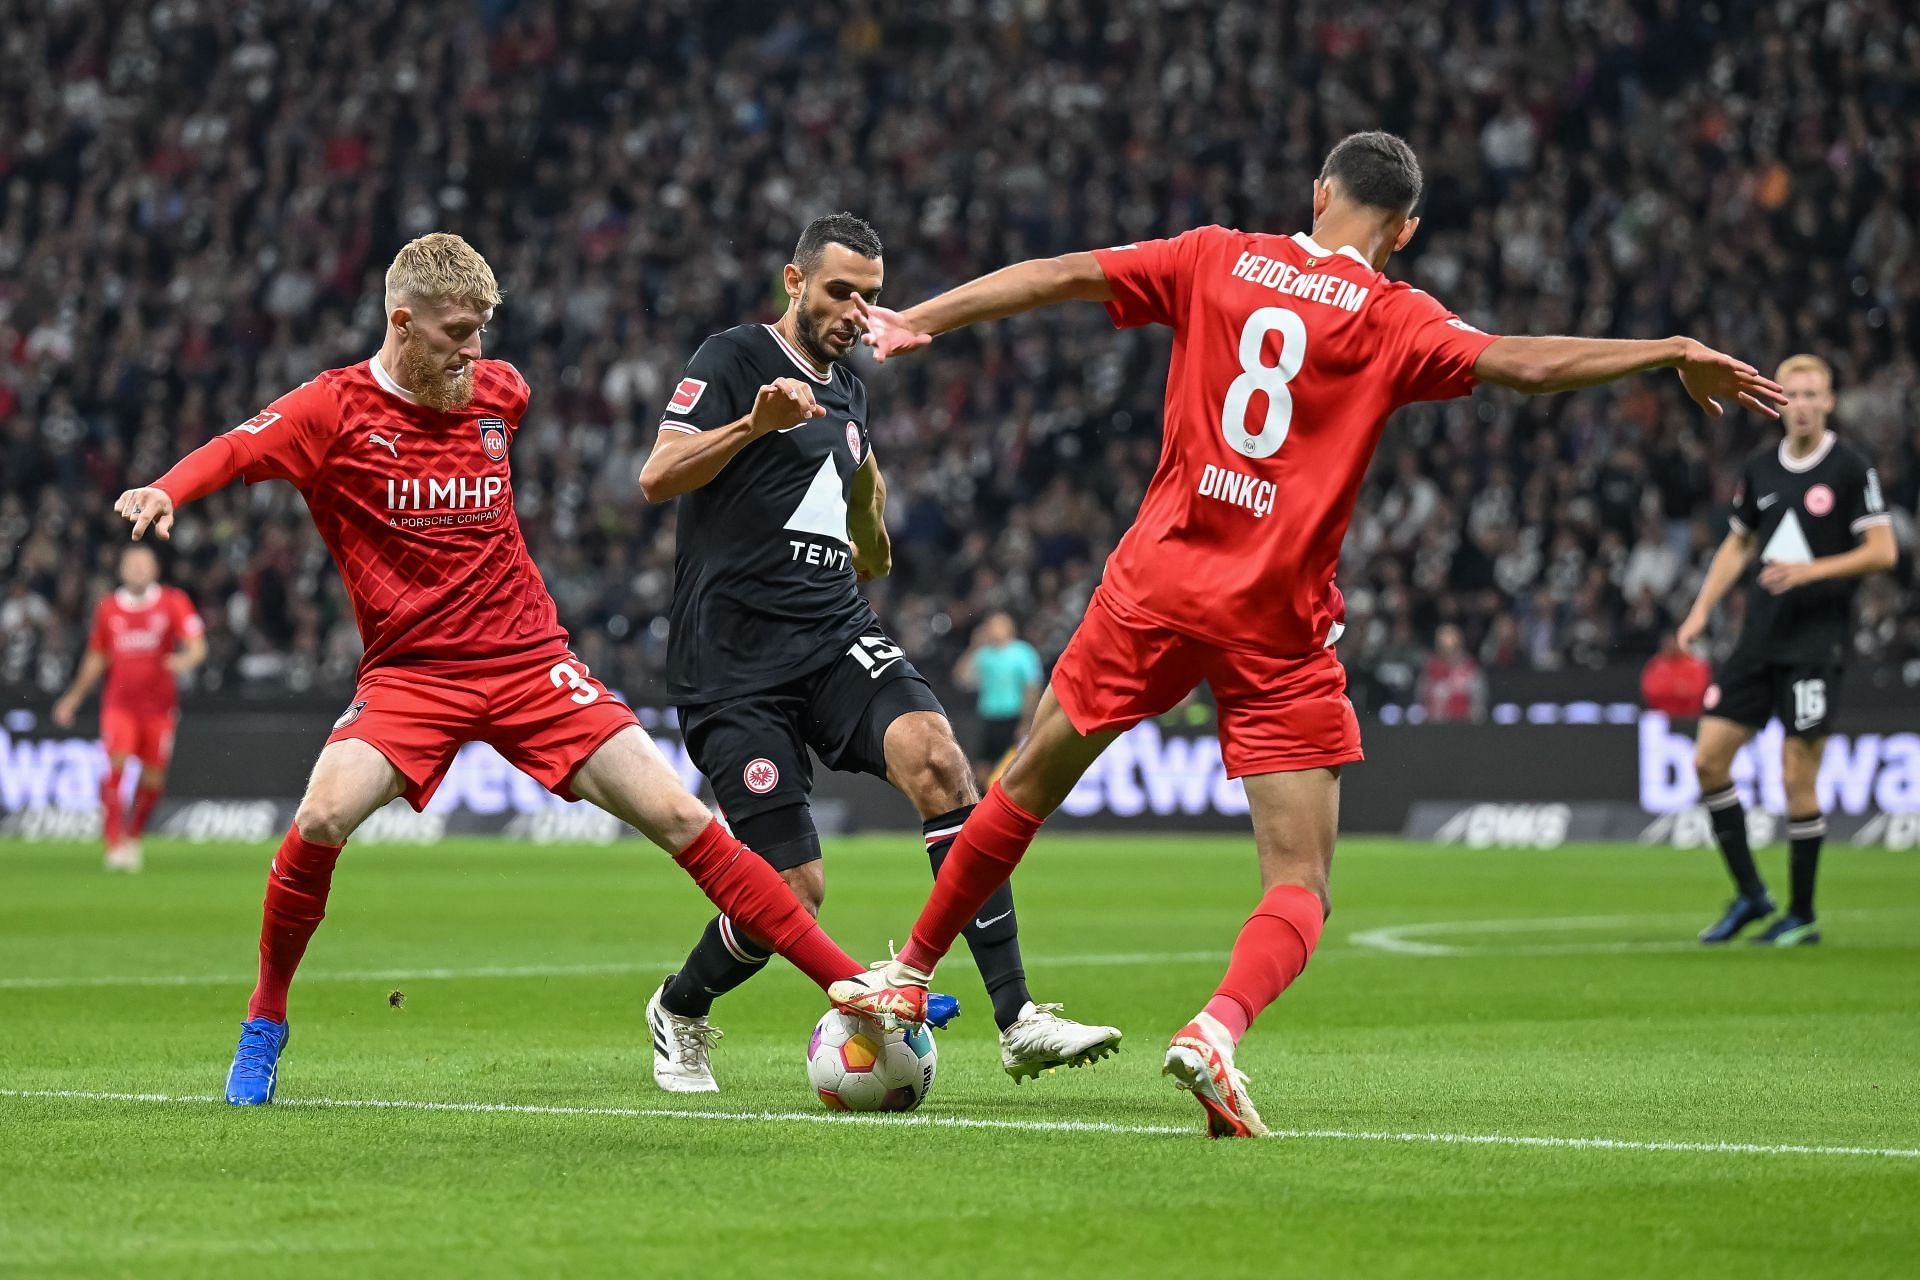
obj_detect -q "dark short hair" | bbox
[793,212,882,274]
[1320,132,1423,213]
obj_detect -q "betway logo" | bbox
[387,476,506,510]
[0,731,119,812]
[1639,713,1920,815]
[1061,721,1248,819]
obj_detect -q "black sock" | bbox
[927,804,1031,1030]
[1786,812,1825,919]
[1704,786,1768,900]
[660,914,769,1019]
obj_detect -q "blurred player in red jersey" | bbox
[52,545,207,872]
[837,132,1787,1136]
[112,233,916,1105]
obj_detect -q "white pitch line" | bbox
[0,951,1231,992]
[3,1089,1916,1160]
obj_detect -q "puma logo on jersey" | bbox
[1198,463,1276,518]
[367,431,402,457]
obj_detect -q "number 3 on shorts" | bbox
[549,660,600,705]
[1220,306,1306,459]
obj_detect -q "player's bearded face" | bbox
[398,326,477,412]
[795,283,859,366]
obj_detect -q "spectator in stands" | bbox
[954,612,1043,785]
[1641,629,1713,720]
[1418,625,1488,724]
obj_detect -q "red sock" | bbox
[100,768,125,847]
[247,826,345,1023]
[673,819,859,989]
[1204,884,1326,1044]
[128,785,162,838]
[898,783,1043,974]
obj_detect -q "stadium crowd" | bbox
[3,0,1917,715]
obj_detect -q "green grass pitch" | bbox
[3,833,1917,1278]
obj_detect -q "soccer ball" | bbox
[805,1009,938,1112]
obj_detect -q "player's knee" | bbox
[293,792,360,845]
[1694,744,1732,788]
[898,739,975,811]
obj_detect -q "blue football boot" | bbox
[1750,914,1821,947]
[1699,893,1775,944]
[925,992,961,1030]
[224,1017,290,1105]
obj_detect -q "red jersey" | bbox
[219,358,567,674]
[89,585,204,716]
[1091,226,1500,656]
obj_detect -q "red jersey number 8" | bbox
[1221,307,1306,460]
[549,660,600,705]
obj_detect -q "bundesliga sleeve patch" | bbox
[666,377,707,414]
[231,410,282,435]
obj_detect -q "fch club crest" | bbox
[477,417,508,462]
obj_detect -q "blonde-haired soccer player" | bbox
[113,233,920,1104]
[1680,354,1897,946]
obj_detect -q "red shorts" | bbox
[327,651,639,810]
[1050,588,1363,778]
[101,706,178,768]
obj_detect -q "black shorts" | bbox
[677,630,947,863]
[1705,658,1843,738]
[977,715,1022,762]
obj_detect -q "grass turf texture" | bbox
[3,834,1917,1279]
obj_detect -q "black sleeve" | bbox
[657,335,757,435]
[1727,454,1760,536]
[1846,451,1892,536]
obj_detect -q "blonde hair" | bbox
[384,232,502,312]
[1775,353,1832,386]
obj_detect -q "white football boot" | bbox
[1162,1012,1269,1138]
[104,839,144,874]
[999,1002,1123,1082]
[646,980,722,1094]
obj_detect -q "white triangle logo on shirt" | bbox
[1760,508,1814,564]
[782,457,848,544]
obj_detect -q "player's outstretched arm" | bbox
[1676,530,1757,649]
[1475,336,1787,418]
[115,435,250,540]
[639,378,825,502]
[857,253,1113,363]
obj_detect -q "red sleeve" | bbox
[224,378,338,488]
[168,588,205,639]
[1384,286,1502,405]
[1091,226,1219,329]
[87,600,111,654]
[501,361,531,425]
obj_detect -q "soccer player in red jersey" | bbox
[837,132,1787,1136]
[111,233,920,1105]
[52,545,207,872]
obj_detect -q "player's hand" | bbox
[853,294,932,364]
[852,539,891,584]
[1673,340,1787,419]
[1676,611,1708,652]
[114,487,177,541]
[1757,561,1819,595]
[51,697,77,729]
[749,378,827,437]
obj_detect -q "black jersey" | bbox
[658,323,879,701]
[1726,432,1890,665]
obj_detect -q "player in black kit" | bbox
[1680,355,1897,946]
[637,213,1120,1091]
